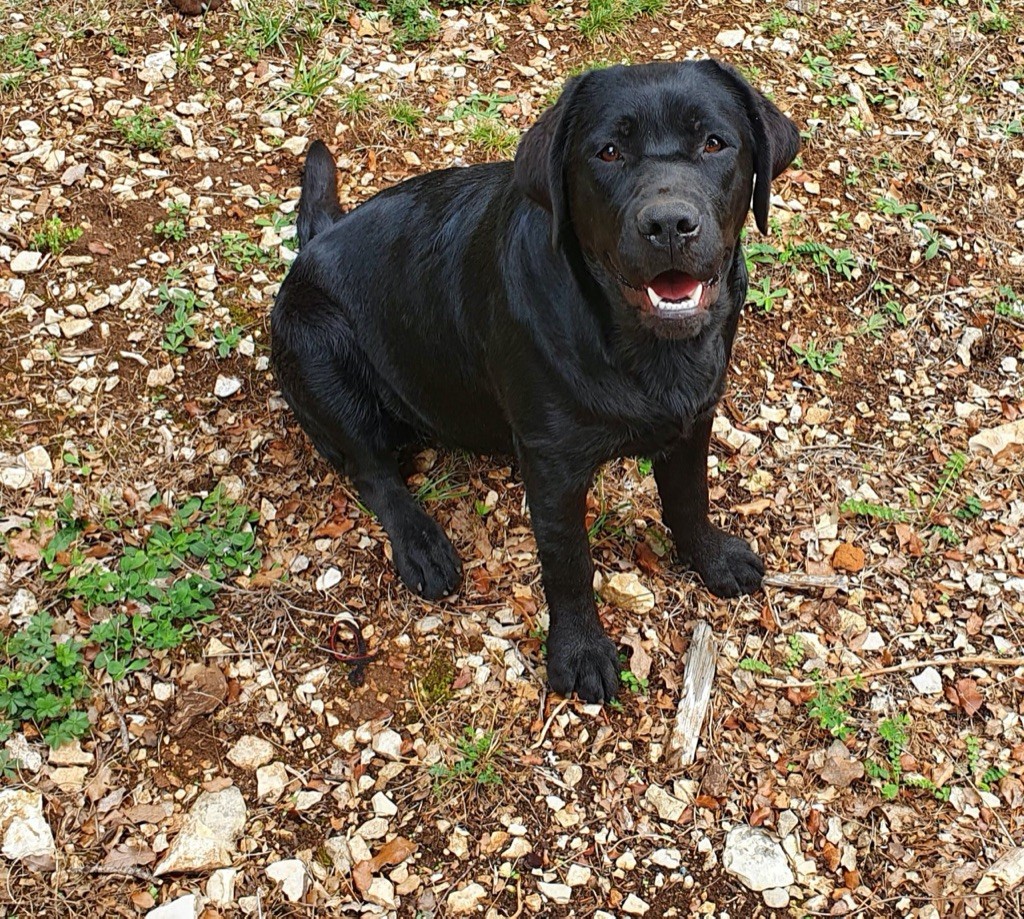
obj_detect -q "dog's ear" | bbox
[714,60,801,234]
[514,74,587,250]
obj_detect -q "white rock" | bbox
[447,881,487,913]
[372,729,403,761]
[325,836,351,873]
[10,251,43,273]
[651,848,682,870]
[366,876,397,908]
[61,163,88,186]
[358,817,389,840]
[267,858,308,901]
[415,615,443,635]
[0,789,55,868]
[227,735,275,771]
[645,784,687,823]
[372,792,398,817]
[8,589,39,623]
[50,766,88,791]
[956,327,983,368]
[715,28,745,47]
[970,420,1024,457]
[146,894,197,919]
[537,881,572,904]
[566,864,591,887]
[910,666,943,695]
[294,791,324,811]
[622,893,650,914]
[4,735,42,773]
[763,887,790,908]
[60,318,92,338]
[207,867,238,907]
[723,826,795,891]
[601,571,655,614]
[139,50,176,83]
[1,446,52,489]
[256,762,289,803]
[48,740,93,766]
[315,567,342,591]
[147,365,175,387]
[214,375,241,398]
[153,786,247,875]
[281,136,308,156]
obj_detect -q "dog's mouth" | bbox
[611,264,722,318]
[645,270,719,314]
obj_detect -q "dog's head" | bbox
[515,60,800,338]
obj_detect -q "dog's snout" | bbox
[636,201,700,248]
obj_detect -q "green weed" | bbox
[32,217,83,254]
[429,727,503,790]
[807,677,855,740]
[388,0,440,48]
[114,107,175,153]
[577,0,665,40]
[791,339,843,377]
[840,498,907,522]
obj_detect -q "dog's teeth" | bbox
[649,282,703,312]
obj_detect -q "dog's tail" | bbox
[296,140,342,249]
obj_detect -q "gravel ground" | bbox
[1,0,1023,916]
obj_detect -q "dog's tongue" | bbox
[650,270,700,302]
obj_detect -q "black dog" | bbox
[271,60,800,702]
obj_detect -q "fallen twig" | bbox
[88,865,156,883]
[763,571,851,593]
[668,621,717,768]
[759,656,1024,689]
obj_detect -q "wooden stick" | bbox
[762,571,851,593]
[758,656,1024,690]
[668,621,717,767]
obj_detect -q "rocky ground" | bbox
[1,0,1023,916]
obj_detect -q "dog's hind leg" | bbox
[273,317,462,600]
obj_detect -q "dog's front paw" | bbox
[547,630,620,703]
[683,526,764,598]
[390,514,462,600]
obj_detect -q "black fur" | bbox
[271,60,800,703]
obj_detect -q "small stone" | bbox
[48,740,93,767]
[4,735,42,773]
[366,876,398,909]
[10,251,43,273]
[832,542,865,573]
[715,28,745,47]
[8,589,39,623]
[911,667,943,695]
[403,151,421,166]
[415,615,442,635]
[325,836,351,873]
[280,136,308,156]
[315,567,342,591]
[447,882,487,913]
[723,826,795,891]
[537,881,572,904]
[228,735,275,771]
[372,729,403,761]
[153,786,247,875]
[147,365,175,387]
[563,763,583,787]
[0,789,55,869]
[763,887,790,908]
[601,571,655,614]
[294,791,324,811]
[50,766,88,791]
[256,762,289,803]
[61,163,88,185]
[372,792,398,817]
[207,868,238,907]
[146,894,197,919]
[358,817,389,840]
[622,893,650,914]
[777,811,799,839]
[266,858,308,902]
[645,784,687,823]
[650,848,682,870]
[566,864,591,887]
[214,375,241,398]
[616,850,637,870]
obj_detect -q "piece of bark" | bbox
[668,621,717,767]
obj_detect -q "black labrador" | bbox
[271,60,800,702]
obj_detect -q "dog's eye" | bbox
[598,144,621,162]
[704,135,725,154]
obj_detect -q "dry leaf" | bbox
[169,664,227,735]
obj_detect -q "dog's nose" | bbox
[636,201,700,248]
